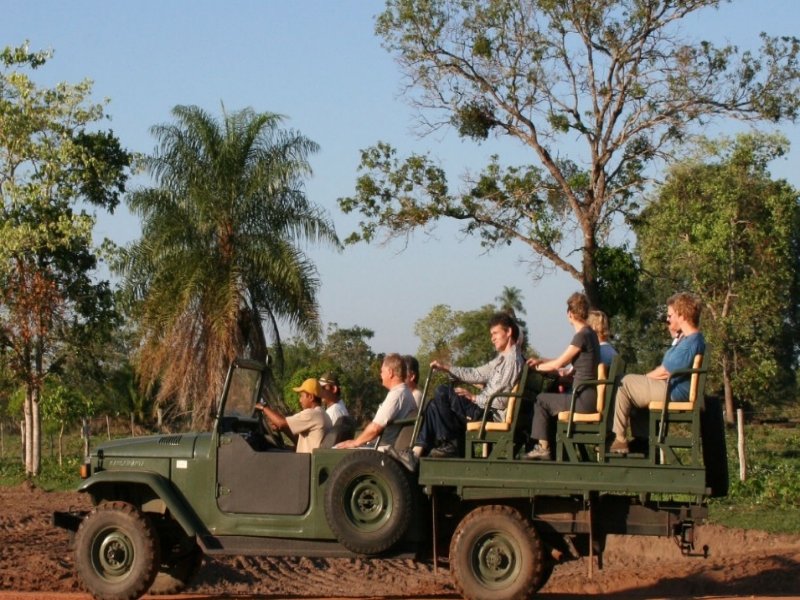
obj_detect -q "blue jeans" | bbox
[415,384,486,451]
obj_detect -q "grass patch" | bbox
[708,423,800,533]
[0,455,83,491]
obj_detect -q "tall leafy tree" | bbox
[636,133,800,422]
[339,0,800,305]
[0,43,129,475]
[118,105,340,430]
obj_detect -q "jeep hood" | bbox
[94,433,204,460]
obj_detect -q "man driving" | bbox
[256,378,332,453]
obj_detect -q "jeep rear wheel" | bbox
[450,505,545,600]
[75,501,160,600]
[324,450,412,555]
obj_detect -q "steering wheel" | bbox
[255,405,286,449]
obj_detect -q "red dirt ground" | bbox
[2,481,800,599]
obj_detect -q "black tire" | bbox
[148,516,203,595]
[324,450,413,555]
[74,501,160,600]
[450,505,546,600]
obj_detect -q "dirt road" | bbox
[2,482,800,599]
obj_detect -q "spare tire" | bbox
[324,450,413,555]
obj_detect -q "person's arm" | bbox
[647,365,670,380]
[255,404,294,440]
[335,421,383,449]
[256,404,287,431]
[447,357,496,385]
[532,344,581,373]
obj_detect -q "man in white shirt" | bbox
[334,353,416,449]
[319,372,349,425]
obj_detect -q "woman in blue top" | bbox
[610,292,705,454]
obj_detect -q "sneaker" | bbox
[609,438,629,454]
[388,448,419,472]
[524,444,552,460]
[429,440,459,458]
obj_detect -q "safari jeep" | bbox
[55,356,728,600]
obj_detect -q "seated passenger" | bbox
[524,292,600,460]
[334,353,417,450]
[319,372,349,426]
[588,309,618,369]
[255,378,331,453]
[403,355,423,408]
[610,292,705,455]
[407,312,524,461]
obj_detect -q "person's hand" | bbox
[454,387,474,402]
[430,360,444,370]
[526,357,542,368]
[335,439,356,449]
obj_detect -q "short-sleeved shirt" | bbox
[599,341,618,369]
[372,383,417,448]
[286,406,331,454]
[663,332,706,400]
[570,326,601,403]
[326,400,349,426]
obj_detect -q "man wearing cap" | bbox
[318,372,349,426]
[255,378,332,453]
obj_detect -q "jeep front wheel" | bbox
[324,450,412,555]
[450,505,545,600]
[74,501,160,600]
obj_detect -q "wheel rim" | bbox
[91,527,135,581]
[470,530,521,589]
[345,474,392,532]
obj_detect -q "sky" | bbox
[3,0,799,359]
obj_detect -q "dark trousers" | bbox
[416,384,485,451]
[531,390,596,442]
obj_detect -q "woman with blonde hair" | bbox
[587,309,617,369]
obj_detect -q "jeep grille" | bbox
[158,435,183,445]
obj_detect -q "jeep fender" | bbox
[78,470,205,538]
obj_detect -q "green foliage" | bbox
[117,105,341,430]
[594,245,641,318]
[40,383,93,434]
[451,101,495,140]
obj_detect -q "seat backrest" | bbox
[687,353,703,407]
[319,415,356,449]
[594,363,608,413]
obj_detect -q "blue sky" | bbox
[3,0,799,358]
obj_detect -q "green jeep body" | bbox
[55,357,728,600]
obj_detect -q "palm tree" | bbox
[118,105,340,429]
[495,286,529,351]
[495,286,525,318]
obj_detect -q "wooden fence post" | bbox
[737,408,747,482]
